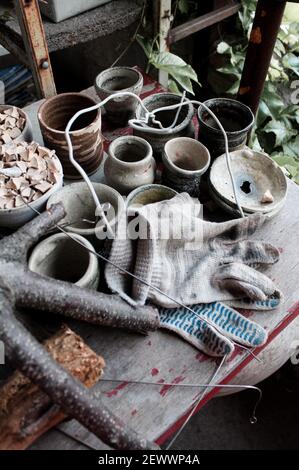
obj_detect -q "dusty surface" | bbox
[2,0,141,52]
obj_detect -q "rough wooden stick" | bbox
[0,288,159,450]
[8,268,159,332]
[0,325,105,450]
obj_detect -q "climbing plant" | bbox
[211,0,299,183]
[136,0,200,95]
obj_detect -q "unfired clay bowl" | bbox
[209,148,287,214]
[47,182,125,242]
[105,136,156,195]
[162,137,210,196]
[28,233,99,290]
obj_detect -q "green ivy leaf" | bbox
[217,41,231,54]
[282,53,299,76]
[168,79,182,95]
[178,0,189,15]
[263,120,297,147]
[282,136,299,159]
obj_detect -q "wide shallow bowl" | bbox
[0,152,63,229]
[209,148,287,214]
[47,182,125,242]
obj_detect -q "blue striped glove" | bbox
[159,299,279,357]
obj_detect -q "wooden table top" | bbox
[19,74,299,450]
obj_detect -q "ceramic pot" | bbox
[46,182,125,244]
[162,137,210,197]
[0,105,33,144]
[38,92,103,179]
[197,98,254,158]
[95,67,143,126]
[127,184,178,210]
[134,93,195,159]
[28,233,99,290]
[105,136,156,195]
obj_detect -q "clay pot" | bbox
[197,98,254,158]
[47,182,125,244]
[0,105,33,144]
[127,184,178,209]
[28,233,99,290]
[105,136,156,195]
[162,137,210,197]
[95,67,143,126]
[38,92,103,179]
[134,93,195,158]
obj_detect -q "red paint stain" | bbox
[237,309,255,318]
[105,381,128,398]
[159,375,186,397]
[195,352,209,362]
[227,346,243,362]
[157,378,165,384]
[131,409,138,416]
[151,368,159,376]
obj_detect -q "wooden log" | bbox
[0,325,105,450]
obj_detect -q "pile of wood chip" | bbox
[0,107,26,144]
[0,141,62,210]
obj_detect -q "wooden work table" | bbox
[4,74,299,450]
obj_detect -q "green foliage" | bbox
[0,10,13,24]
[213,0,299,183]
[137,34,199,95]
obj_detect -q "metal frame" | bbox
[0,0,56,99]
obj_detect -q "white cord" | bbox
[64,91,245,241]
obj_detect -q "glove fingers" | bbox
[159,307,234,358]
[214,262,278,301]
[194,302,268,347]
[225,241,279,266]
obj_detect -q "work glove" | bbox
[106,193,282,309]
[159,298,280,357]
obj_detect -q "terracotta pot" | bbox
[38,92,103,179]
[162,137,210,197]
[134,93,195,158]
[0,105,33,144]
[95,67,143,126]
[105,136,156,195]
[197,98,254,158]
[28,233,99,290]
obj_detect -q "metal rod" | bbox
[14,0,56,98]
[237,0,287,115]
[168,2,240,44]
